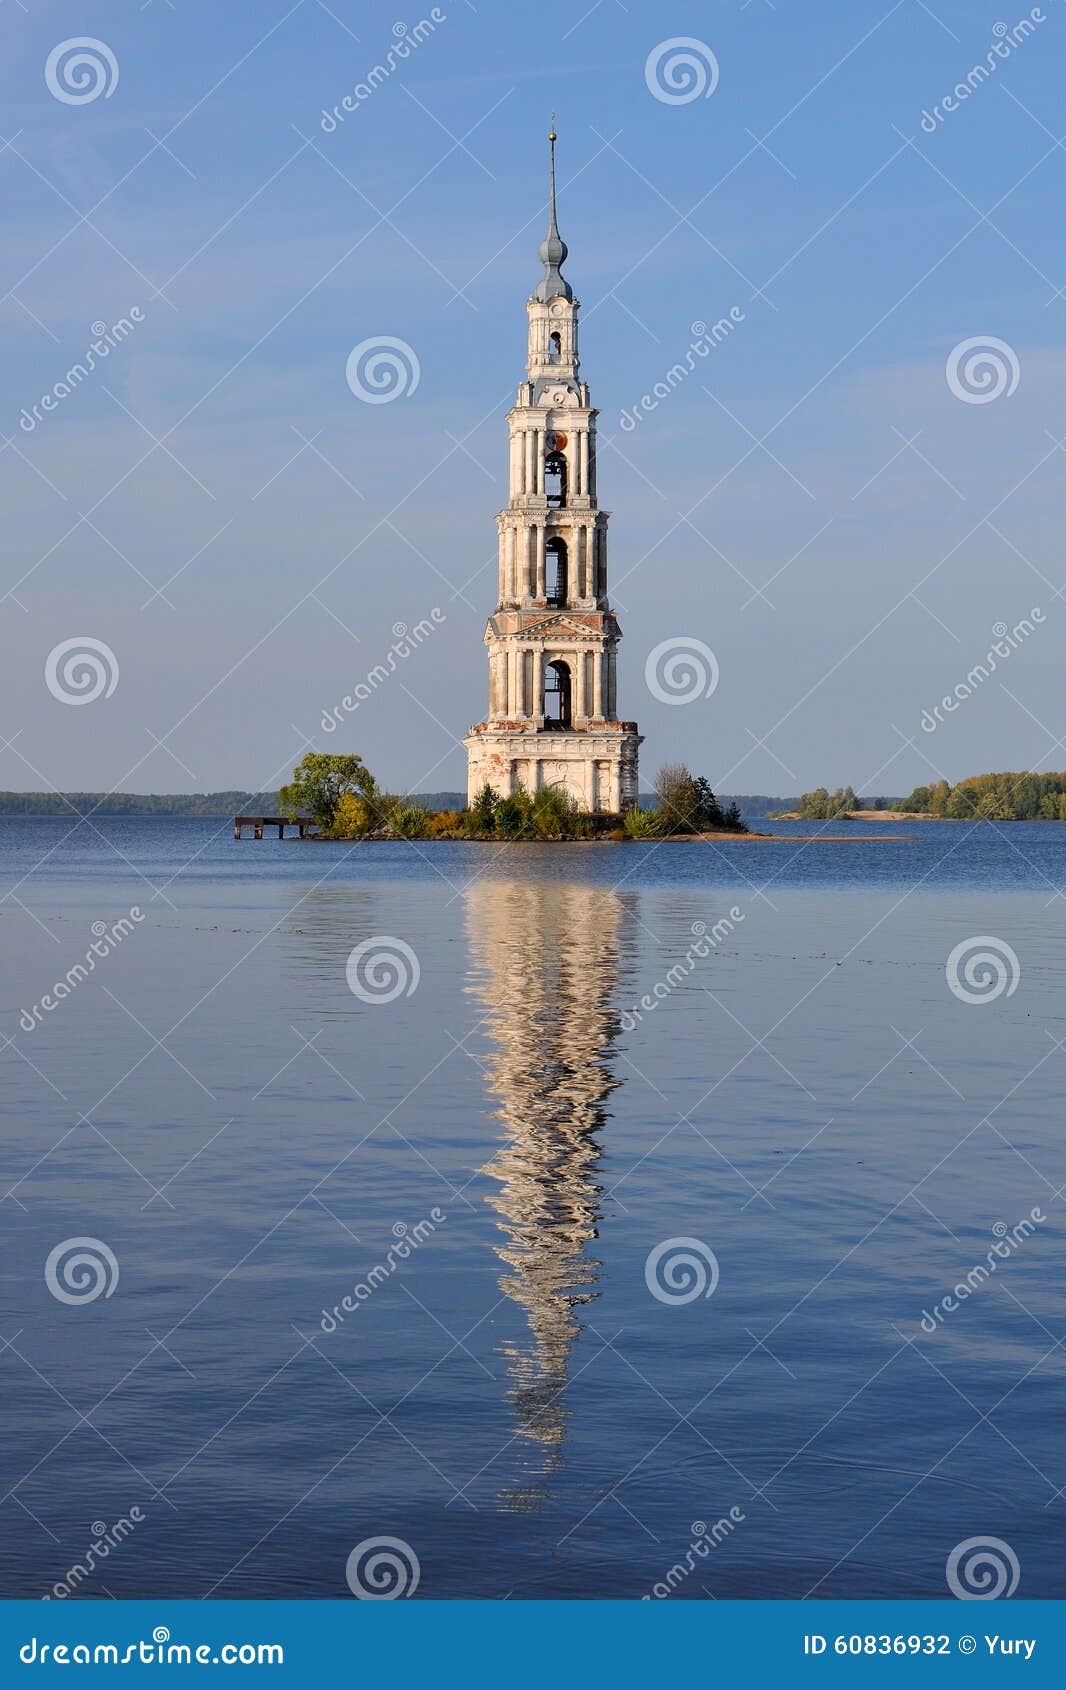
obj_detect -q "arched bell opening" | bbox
[543,659,573,730]
[544,450,567,508]
[546,538,568,608]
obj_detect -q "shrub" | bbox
[623,806,664,838]
[531,784,579,839]
[388,803,429,839]
[327,793,375,839]
[426,810,461,837]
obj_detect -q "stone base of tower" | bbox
[464,723,642,814]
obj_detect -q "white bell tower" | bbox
[464,125,642,812]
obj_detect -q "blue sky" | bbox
[2,0,1065,797]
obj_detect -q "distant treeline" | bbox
[0,791,280,816]
[0,789,785,818]
[897,773,1066,819]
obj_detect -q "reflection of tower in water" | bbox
[465,879,626,1505]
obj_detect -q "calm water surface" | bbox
[1,815,1064,1598]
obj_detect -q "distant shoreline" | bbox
[0,790,791,819]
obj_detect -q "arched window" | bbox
[543,659,572,730]
[546,537,567,608]
[545,450,567,508]
[548,331,562,363]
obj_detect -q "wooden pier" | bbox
[233,815,318,840]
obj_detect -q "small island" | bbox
[278,753,751,842]
[775,772,1066,822]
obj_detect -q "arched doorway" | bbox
[543,659,572,730]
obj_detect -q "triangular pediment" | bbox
[520,612,601,640]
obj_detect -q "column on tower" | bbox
[591,649,603,719]
[578,430,588,497]
[535,524,546,601]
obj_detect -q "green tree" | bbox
[494,795,523,836]
[279,752,376,828]
[654,763,700,833]
[469,784,498,832]
[692,777,724,828]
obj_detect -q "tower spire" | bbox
[535,116,572,302]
